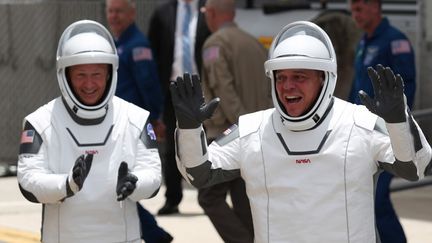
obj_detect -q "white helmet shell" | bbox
[264,21,337,131]
[56,20,118,121]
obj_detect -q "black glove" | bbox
[169,73,220,129]
[67,154,93,196]
[358,64,406,123]
[116,162,138,201]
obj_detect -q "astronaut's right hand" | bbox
[359,64,406,123]
[66,154,93,197]
[169,73,219,129]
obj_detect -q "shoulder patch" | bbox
[140,120,158,149]
[21,129,35,144]
[391,39,411,55]
[203,46,220,63]
[132,47,153,61]
[214,124,239,146]
[19,121,42,155]
[146,123,157,141]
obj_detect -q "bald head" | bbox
[203,0,236,32]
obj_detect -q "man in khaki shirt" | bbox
[199,0,272,242]
[201,3,271,139]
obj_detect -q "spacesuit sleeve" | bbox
[17,121,69,203]
[375,114,432,181]
[175,125,241,189]
[127,120,161,201]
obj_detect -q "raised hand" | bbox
[67,154,93,196]
[116,162,138,201]
[169,73,220,129]
[358,64,406,123]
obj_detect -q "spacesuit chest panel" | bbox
[27,98,146,243]
[45,99,139,193]
[240,100,378,242]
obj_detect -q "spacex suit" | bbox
[172,21,432,243]
[175,98,431,242]
[17,20,162,243]
[18,97,161,243]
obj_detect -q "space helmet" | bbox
[264,21,337,131]
[56,20,118,121]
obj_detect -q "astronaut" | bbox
[17,20,161,243]
[170,21,432,242]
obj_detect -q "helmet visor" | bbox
[271,22,334,60]
[57,20,117,66]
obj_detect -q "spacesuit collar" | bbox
[61,97,107,126]
[281,97,335,131]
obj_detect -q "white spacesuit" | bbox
[17,20,161,243]
[172,21,432,242]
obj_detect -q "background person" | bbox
[17,20,161,243]
[312,10,361,100]
[198,0,272,242]
[170,21,431,242]
[106,0,164,138]
[148,0,211,215]
[349,1,416,242]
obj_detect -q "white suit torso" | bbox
[176,97,431,242]
[186,98,395,243]
[18,97,161,243]
[236,99,386,243]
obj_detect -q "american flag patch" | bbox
[146,123,156,141]
[391,40,411,55]
[21,130,35,144]
[203,46,220,63]
[133,47,152,61]
[223,124,237,136]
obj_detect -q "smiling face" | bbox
[275,69,324,117]
[68,64,109,106]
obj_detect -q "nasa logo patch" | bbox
[146,123,157,141]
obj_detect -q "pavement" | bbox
[0,176,431,243]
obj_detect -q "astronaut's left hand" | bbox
[169,73,219,129]
[116,162,138,201]
[359,64,406,123]
[67,154,93,197]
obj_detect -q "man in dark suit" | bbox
[148,0,211,215]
